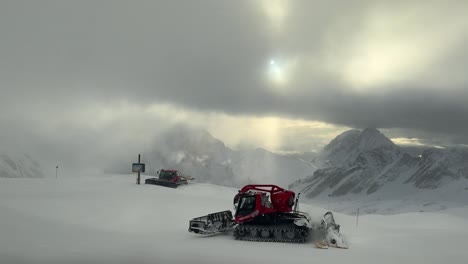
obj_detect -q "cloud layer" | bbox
[1,0,467,171]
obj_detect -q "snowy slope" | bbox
[0,153,45,178]
[1,174,468,264]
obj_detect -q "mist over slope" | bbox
[8,124,467,215]
[290,128,468,214]
[108,125,316,187]
[0,154,45,178]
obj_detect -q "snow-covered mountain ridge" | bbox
[290,128,468,213]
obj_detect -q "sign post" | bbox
[356,207,360,227]
[132,154,145,185]
[137,154,140,184]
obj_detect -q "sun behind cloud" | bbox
[264,57,299,92]
[324,3,468,91]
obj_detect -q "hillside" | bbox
[290,129,468,214]
[0,154,45,178]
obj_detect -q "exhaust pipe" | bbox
[294,192,301,212]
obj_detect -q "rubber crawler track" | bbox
[233,224,310,243]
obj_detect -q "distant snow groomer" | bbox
[188,184,348,247]
[145,169,193,188]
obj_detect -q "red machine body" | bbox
[233,184,296,224]
[159,169,181,182]
[144,169,190,188]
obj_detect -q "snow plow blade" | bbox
[321,211,348,249]
[314,240,329,249]
[144,178,183,188]
[189,210,234,235]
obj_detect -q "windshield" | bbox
[236,196,256,216]
[159,171,176,180]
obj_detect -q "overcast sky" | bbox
[1,0,467,172]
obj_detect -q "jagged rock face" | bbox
[290,129,468,200]
[405,148,468,189]
[379,153,419,183]
[0,154,45,178]
[292,166,360,198]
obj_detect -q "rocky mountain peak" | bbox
[290,129,468,212]
[358,128,396,150]
[320,128,398,166]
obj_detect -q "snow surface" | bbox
[1,174,468,264]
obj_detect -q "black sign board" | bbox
[132,163,145,173]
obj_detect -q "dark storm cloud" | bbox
[297,88,468,138]
[1,0,468,167]
[0,0,268,103]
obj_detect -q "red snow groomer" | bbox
[189,184,347,247]
[231,184,311,243]
[145,169,192,188]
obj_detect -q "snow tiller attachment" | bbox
[321,211,348,248]
[188,210,234,235]
[313,211,348,249]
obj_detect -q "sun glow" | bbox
[147,103,345,152]
[336,6,468,91]
[265,57,298,90]
[341,16,428,89]
[268,59,285,84]
[391,137,426,146]
[259,0,289,33]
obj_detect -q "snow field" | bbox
[1,174,468,264]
